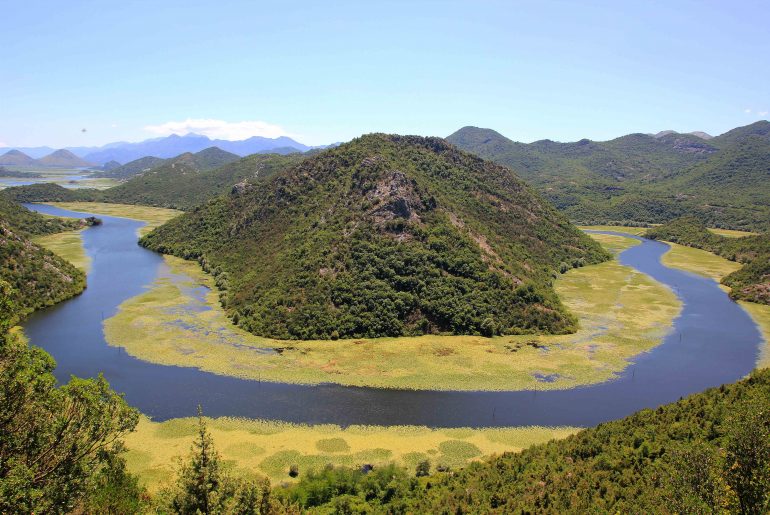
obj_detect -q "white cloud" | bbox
[759,111,769,117]
[744,108,752,113]
[143,118,292,141]
[0,141,8,147]
[111,123,118,128]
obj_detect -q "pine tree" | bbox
[172,406,223,514]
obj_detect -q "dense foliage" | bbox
[97,150,304,210]
[0,182,97,204]
[2,149,304,211]
[0,281,141,513]
[152,409,275,513]
[647,217,770,304]
[275,369,770,513]
[0,222,86,316]
[0,166,42,178]
[141,134,609,339]
[448,120,770,231]
[0,195,85,235]
[93,155,166,180]
[0,197,95,315]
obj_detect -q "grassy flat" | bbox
[708,227,758,238]
[33,229,90,272]
[47,201,182,235]
[123,416,578,490]
[578,225,648,236]
[32,202,183,272]
[739,301,770,368]
[103,233,681,391]
[660,241,742,282]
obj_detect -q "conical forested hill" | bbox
[141,134,609,339]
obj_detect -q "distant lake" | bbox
[22,205,763,427]
[0,168,105,189]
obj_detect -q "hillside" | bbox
[2,151,304,211]
[646,217,770,304]
[141,134,610,339]
[276,368,770,513]
[0,195,86,235]
[0,149,36,166]
[100,160,121,171]
[447,121,770,231]
[0,167,42,178]
[37,149,93,167]
[0,196,92,315]
[93,156,167,180]
[95,147,296,210]
[0,183,96,204]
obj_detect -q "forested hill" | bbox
[141,133,610,340]
[1,150,305,212]
[0,197,90,315]
[97,150,304,210]
[93,155,166,180]
[0,195,84,236]
[447,120,770,231]
[646,217,770,305]
[276,368,770,513]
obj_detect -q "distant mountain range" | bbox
[0,133,327,165]
[0,148,93,168]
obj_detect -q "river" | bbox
[22,204,762,427]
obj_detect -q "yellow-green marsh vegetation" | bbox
[660,241,742,282]
[104,233,681,391]
[47,201,181,235]
[33,229,90,272]
[578,225,648,236]
[708,227,758,238]
[124,416,578,489]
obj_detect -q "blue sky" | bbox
[1,0,768,147]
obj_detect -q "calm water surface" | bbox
[23,204,762,427]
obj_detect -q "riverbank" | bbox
[103,232,680,391]
[33,228,91,272]
[660,240,770,368]
[586,225,769,369]
[45,201,181,236]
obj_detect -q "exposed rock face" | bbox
[366,170,431,225]
[141,133,610,339]
[670,137,717,155]
[231,181,253,195]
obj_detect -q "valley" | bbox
[21,202,763,422]
[4,4,770,510]
[17,200,768,501]
[4,127,768,511]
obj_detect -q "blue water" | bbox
[22,206,762,427]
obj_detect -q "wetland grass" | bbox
[123,416,578,489]
[47,201,182,235]
[103,233,681,391]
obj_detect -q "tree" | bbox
[0,280,141,513]
[171,406,225,514]
[724,392,770,514]
[415,460,431,477]
[167,406,274,514]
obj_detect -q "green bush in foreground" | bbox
[274,369,770,513]
[0,281,141,513]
